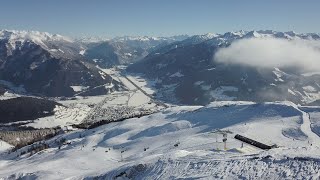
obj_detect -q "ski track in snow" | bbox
[297,106,320,146]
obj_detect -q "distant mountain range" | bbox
[0,30,188,97]
[81,35,189,67]
[128,30,320,105]
[1,29,320,106]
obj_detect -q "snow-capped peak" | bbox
[285,31,297,37]
[202,33,219,39]
[180,33,219,45]
[0,30,73,43]
[223,30,246,38]
[194,33,219,40]
[112,36,159,42]
[76,36,110,43]
[244,30,261,38]
[0,30,81,58]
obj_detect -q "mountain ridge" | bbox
[128,30,320,106]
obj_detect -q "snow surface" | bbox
[125,74,157,95]
[79,49,86,55]
[1,101,320,179]
[209,86,238,101]
[70,86,89,92]
[288,89,297,96]
[169,72,184,78]
[273,68,286,82]
[0,30,72,43]
[0,140,13,153]
[194,81,204,86]
[303,86,317,92]
[0,30,73,55]
[127,91,150,107]
[301,91,320,104]
[26,104,91,128]
[0,92,20,100]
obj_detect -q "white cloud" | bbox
[214,37,320,72]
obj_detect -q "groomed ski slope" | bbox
[0,101,320,179]
[298,106,320,147]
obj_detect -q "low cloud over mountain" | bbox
[215,37,320,72]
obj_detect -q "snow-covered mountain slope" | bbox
[0,30,122,97]
[0,30,71,41]
[111,35,189,43]
[0,101,320,179]
[0,30,82,59]
[128,30,320,106]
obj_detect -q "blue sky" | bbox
[1,0,319,37]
